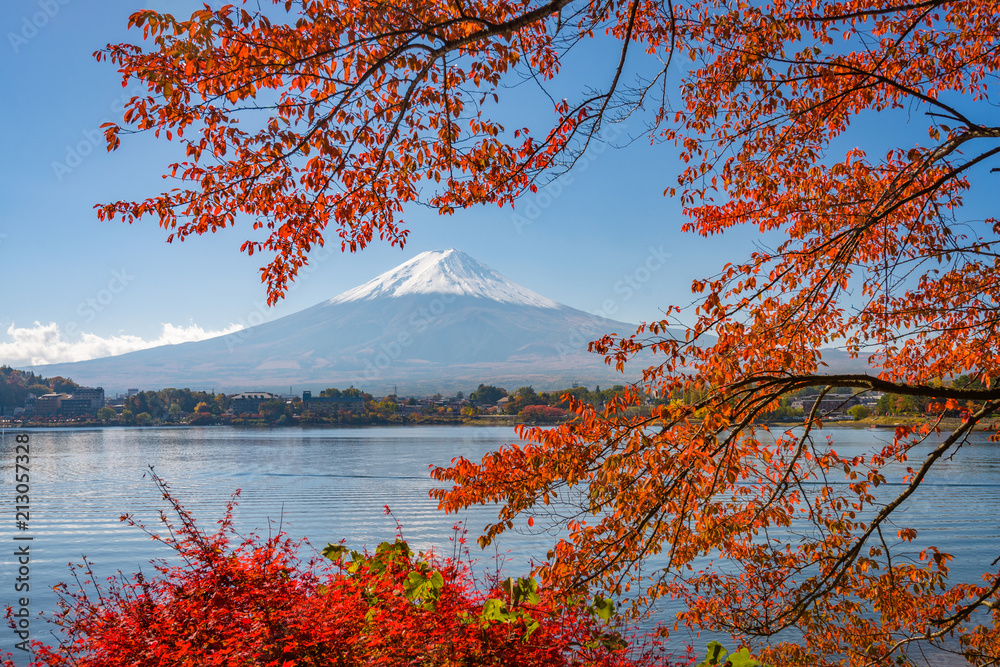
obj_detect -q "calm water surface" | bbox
[1,425,998,665]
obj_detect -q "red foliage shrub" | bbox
[4,473,690,667]
[518,405,569,423]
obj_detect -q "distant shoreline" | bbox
[4,417,524,429]
[7,416,992,432]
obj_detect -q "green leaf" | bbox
[520,578,541,606]
[321,543,348,561]
[697,640,728,667]
[345,551,366,573]
[403,569,445,609]
[370,539,411,569]
[506,576,541,607]
[695,641,762,667]
[727,647,762,667]
[481,598,511,623]
[590,594,616,621]
[404,571,428,598]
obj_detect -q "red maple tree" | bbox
[4,473,688,666]
[93,1,1000,664]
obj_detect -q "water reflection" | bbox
[1,425,996,666]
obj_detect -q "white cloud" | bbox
[0,321,245,367]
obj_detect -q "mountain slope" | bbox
[28,250,648,394]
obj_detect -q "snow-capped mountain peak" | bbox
[326,249,562,309]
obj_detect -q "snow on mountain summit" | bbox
[327,249,562,308]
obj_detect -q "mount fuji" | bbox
[28,250,654,394]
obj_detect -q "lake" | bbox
[1,425,997,666]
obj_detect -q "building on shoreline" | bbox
[301,390,364,413]
[790,393,863,418]
[230,391,281,414]
[29,393,67,416]
[24,386,106,417]
[72,387,106,411]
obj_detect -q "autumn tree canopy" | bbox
[98,1,1000,665]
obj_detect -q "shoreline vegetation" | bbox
[8,415,990,433]
[3,366,991,432]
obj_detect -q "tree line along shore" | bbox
[2,365,988,429]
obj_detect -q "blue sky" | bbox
[1,0,743,369]
[3,2,990,370]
